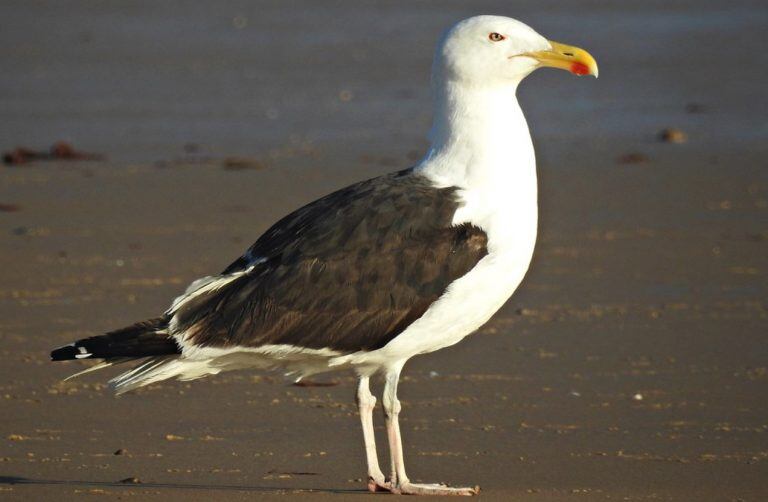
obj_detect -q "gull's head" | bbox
[435,15,598,87]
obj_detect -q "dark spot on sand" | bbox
[293,380,339,387]
[266,470,319,476]
[222,157,265,170]
[0,203,21,212]
[617,152,649,164]
[3,148,36,165]
[3,142,104,165]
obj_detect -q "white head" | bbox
[434,15,598,88]
[420,16,598,188]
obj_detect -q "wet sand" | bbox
[1,1,767,500]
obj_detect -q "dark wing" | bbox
[51,317,178,361]
[172,168,488,353]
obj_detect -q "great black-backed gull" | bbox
[51,15,597,496]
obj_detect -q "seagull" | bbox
[51,15,597,496]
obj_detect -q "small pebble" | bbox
[658,128,687,143]
[113,448,127,456]
[632,393,644,401]
[118,477,141,484]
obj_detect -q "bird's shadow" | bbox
[0,475,367,495]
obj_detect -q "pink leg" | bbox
[356,376,389,492]
[381,366,479,496]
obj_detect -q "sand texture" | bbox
[1,1,767,500]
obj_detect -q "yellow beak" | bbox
[526,40,599,77]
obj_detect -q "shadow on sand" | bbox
[0,475,366,494]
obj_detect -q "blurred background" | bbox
[1,1,766,500]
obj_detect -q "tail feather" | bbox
[108,356,219,395]
[51,316,196,394]
[51,317,180,361]
[62,358,132,381]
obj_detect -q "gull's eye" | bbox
[488,32,505,42]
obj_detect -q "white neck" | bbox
[417,79,536,190]
[416,78,538,251]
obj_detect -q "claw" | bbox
[367,475,392,493]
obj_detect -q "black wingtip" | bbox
[50,317,178,362]
[51,344,84,361]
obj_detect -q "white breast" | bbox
[385,175,538,350]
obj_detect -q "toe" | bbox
[367,476,393,493]
[399,482,479,496]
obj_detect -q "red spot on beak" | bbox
[570,62,590,76]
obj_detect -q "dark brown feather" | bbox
[174,168,488,353]
[51,317,178,360]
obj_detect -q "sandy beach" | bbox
[1,1,767,500]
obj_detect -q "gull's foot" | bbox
[393,482,479,496]
[367,475,392,493]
